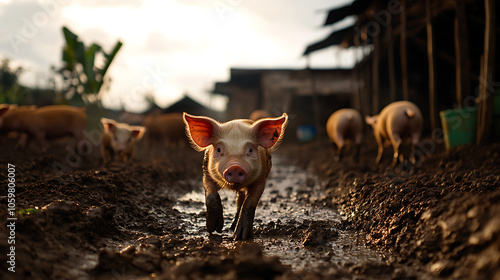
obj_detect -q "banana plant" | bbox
[59,26,122,104]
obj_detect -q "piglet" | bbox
[142,113,186,148]
[0,105,87,153]
[100,118,146,164]
[365,101,423,166]
[326,108,363,161]
[183,112,288,240]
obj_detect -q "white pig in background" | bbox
[365,101,423,166]
[326,108,363,161]
[183,112,288,240]
[100,118,146,164]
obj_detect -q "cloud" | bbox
[142,32,195,54]
[72,0,146,9]
[0,0,354,113]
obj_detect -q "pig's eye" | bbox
[214,143,224,158]
[246,145,257,158]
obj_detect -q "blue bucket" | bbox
[296,125,316,142]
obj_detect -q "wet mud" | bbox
[0,137,499,279]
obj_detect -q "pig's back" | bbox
[380,101,423,136]
[148,113,185,139]
[35,106,87,135]
[327,109,362,139]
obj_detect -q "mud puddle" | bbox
[173,155,386,273]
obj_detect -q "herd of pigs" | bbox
[0,100,423,240]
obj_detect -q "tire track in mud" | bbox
[173,155,387,273]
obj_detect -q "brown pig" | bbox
[142,113,186,148]
[326,108,363,161]
[249,110,271,121]
[100,118,146,164]
[183,112,288,240]
[365,101,423,166]
[0,105,87,152]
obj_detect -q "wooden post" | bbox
[400,0,409,100]
[387,21,397,102]
[454,0,471,107]
[371,24,380,115]
[477,0,496,144]
[426,0,437,130]
[352,63,361,112]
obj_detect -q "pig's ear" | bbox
[101,118,117,132]
[0,106,10,117]
[253,113,288,149]
[183,113,219,151]
[131,126,146,139]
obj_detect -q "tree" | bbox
[0,58,26,104]
[58,26,122,105]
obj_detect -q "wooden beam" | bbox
[372,26,380,115]
[454,0,470,107]
[426,0,437,130]
[477,0,496,144]
[387,21,397,102]
[400,0,409,100]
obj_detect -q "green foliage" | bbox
[59,26,123,105]
[19,207,40,215]
[0,58,27,104]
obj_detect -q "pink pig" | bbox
[100,118,146,164]
[326,108,363,161]
[365,101,423,166]
[183,112,288,240]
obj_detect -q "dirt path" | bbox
[1,138,498,279]
[173,155,387,273]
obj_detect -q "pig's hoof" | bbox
[234,224,252,241]
[206,216,223,233]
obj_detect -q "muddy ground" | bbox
[0,135,499,280]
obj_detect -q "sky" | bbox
[0,0,355,112]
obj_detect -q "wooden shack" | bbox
[211,68,353,140]
[304,0,497,142]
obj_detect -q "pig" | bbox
[326,108,363,161]
[100,118,146,164]
[249,110,272,121]
[183,112,288,240]
[0,105,87,153]
[365,101,423,166]
[142,113,186,148]
[0,104,37,144]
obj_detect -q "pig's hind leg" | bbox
[234,183,265,241]
[230,191,245,231]
[389,134,402,167]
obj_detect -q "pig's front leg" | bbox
[234,183,265,241]
[230,191,245,231]
[15,133,29,150]
[203,176,223,233]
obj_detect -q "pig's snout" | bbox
[223,165,247,184]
